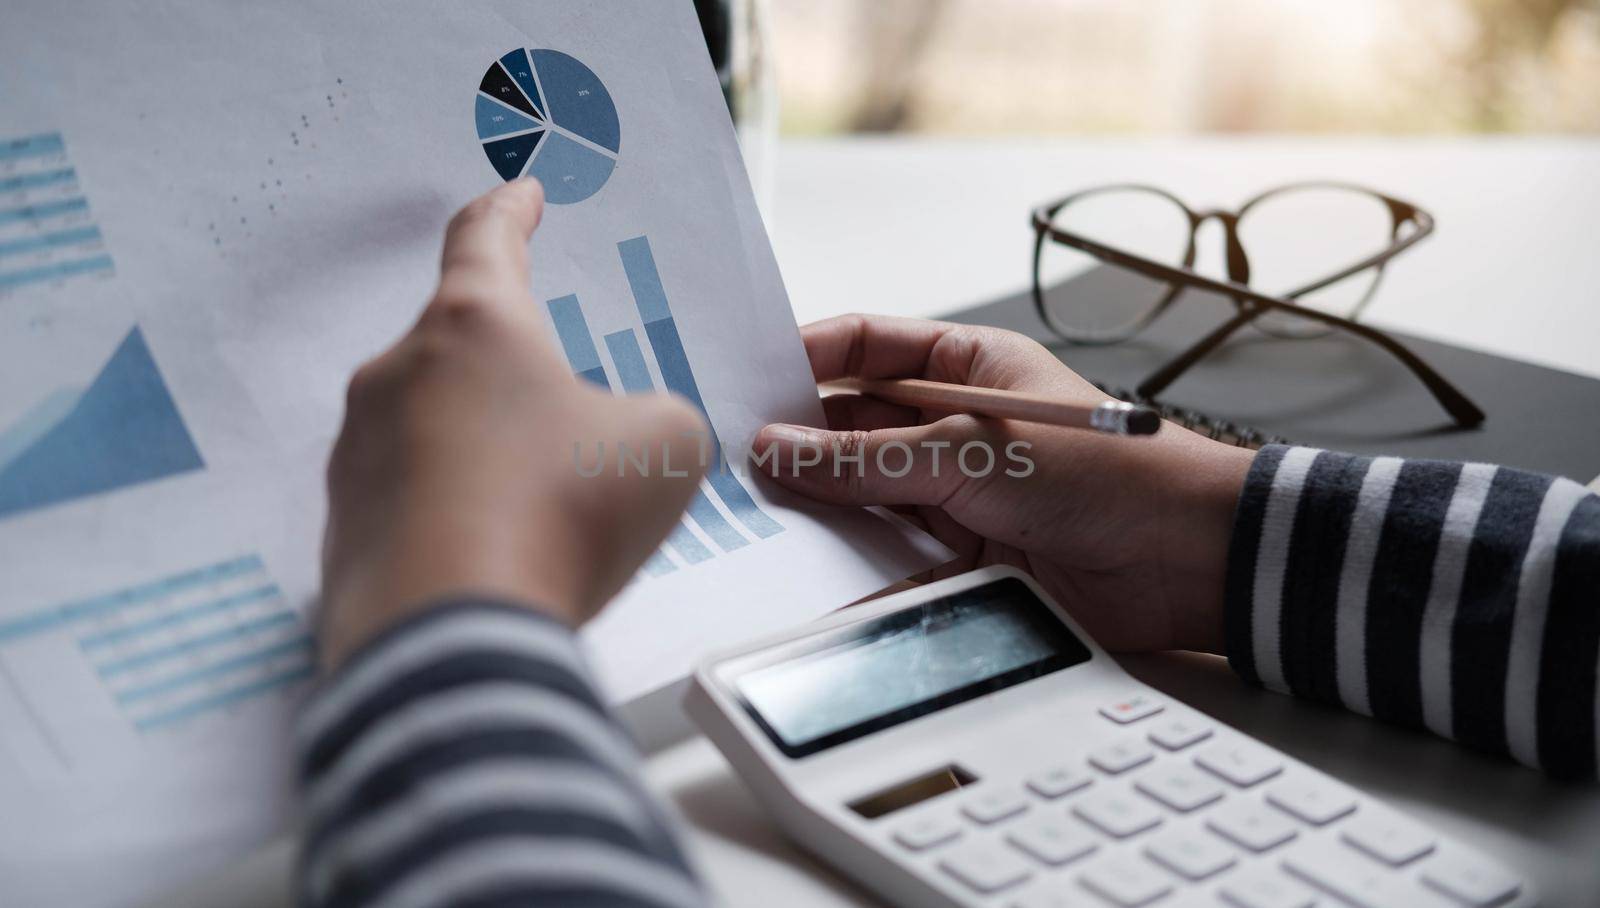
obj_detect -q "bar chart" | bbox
[0,554,312,771]
[547,235,785,575]
[0,132,114,295]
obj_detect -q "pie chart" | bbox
[475,48,620,204]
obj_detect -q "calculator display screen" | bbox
[728,577,1091,758]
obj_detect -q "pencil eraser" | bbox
[1127,407,1162,435]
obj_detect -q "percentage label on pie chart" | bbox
[476,48,620,204]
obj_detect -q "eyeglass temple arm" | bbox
[1135,297,1485,428]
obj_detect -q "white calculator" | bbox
[685,566,1535,908]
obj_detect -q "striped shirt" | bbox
[295,602,708,908]
[1228,445,1600,779]
[296,446,1599,907]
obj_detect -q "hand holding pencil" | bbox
[755,314,1254,655]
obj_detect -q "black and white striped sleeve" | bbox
[294,600,709,908]
[1226,445,1600,779]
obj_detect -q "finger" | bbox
[615,393,711,487]
[821,393,921,433]
[801,314,960,383]
[431,179,546,313]
[751,418,978,507]
[802,314,1052,390]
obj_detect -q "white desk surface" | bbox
[167,137,1600,907]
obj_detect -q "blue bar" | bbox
[95,611,298,678]
[0,134,65,162]
[642,552,676,577]
[604,328,746,555]
[666,523,717,563]
[0,168,76,194]
[134,665,314,731]
[603,329,654,393]
[0,197,89,226]
[0,254,113,289]
[0,555,264,643]
[705,469,784,537]
[79,585,281,650]
[547,294,610,388]
[618,236,783,539]
[617,236,673,323]
[117,637,313,704]
[644,316,785,539]
[0,225,100,258]
[637,318,715,443]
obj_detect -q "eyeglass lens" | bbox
[1038,184,1409,343]
[1235,185,1398,339]
[1037,187,1191,344]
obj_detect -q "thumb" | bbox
[752,421,971,507]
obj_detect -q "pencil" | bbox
[825,377,1163,436]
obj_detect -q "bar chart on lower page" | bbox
[0,132,114,296]
[0,554,312,778]
[547,235,784,577]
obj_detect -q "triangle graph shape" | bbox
[476,93,540,141]
[483,129,546,182]
[0,326,204,518]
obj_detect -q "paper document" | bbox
[0,2,950,905]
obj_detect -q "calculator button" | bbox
[1134,767,1225,813]
[1027,764,1094,799]
[1282,839,1452,908]
[1099,694,1164,724]
[1205,800,1298,853]
[1218,867,1317,908]
[1006,814,1098,867]
[1339,813,1435,866]
[1146,717,1212,751]
[1266,780,1357,825]
[1419,849,1522,906]
[892,813,963,852]
[1143,828,1236,880]
[1010,885,1101,908]
[938,842,1033,894]
[963,788,1031,825]
[1195,742,1283,788]
[1078,855,1172,906]
[1072,789,1164,838]
[1089,740,1155,775]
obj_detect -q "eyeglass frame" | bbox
[1029,182,1484,428]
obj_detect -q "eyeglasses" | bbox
[1030,182,1484,428]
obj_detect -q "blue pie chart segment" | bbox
[529,133,617,205]
[530,49,621,153]
[476,94,540,141]
[483,130,546,182]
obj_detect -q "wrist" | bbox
[1152,434,1254,655]
[319,511,589,670]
